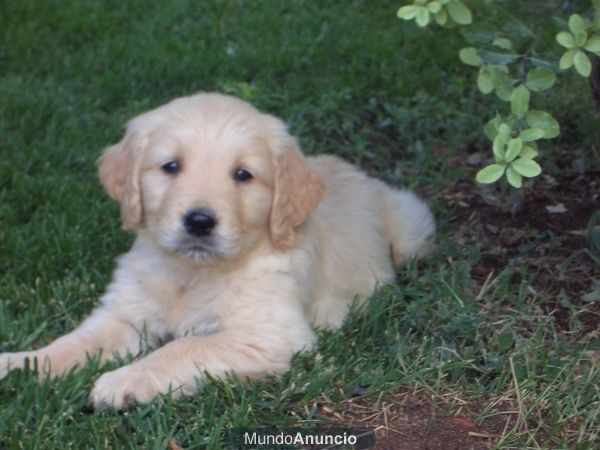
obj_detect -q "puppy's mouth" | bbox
[174,236,226,261]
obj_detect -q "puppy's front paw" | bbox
[90,365,164,409]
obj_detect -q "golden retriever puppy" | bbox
[0,93,434,408]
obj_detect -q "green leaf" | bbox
[478,49,518,65]
[529,57,559,71]
[526,110,560,139]
[476,164,506,184]
[506,166,523,188]
[584,34,600,53]
[427,1,442,13]
[459,47,483,66]
[520,145,539,159]
[397,5,421,20]
[575,31,589,47]
[511,158,542,177]
[462,28,496,45]
[568,14,588,35]
[446,0,472,25]
[495,80,513,101]
[519,128,544,142]
[484,115,502,140]
[415,7,430,27]
[525,68,556,92]
[434,8,448,25]
[574,50,592,76]
[559,48,577,69]
[510,85,530,118]
[498,123,511,141]
[587,210,600,258]
[493,135,506,161]
[505,138,523,162]
[492,37,513,50]
[477,68,494,94]
[489,65,508,87]
[556,31,575,49]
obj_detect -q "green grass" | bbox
[1,1,599,448]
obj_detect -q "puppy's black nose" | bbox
[183,209,217,237]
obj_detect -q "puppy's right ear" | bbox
[269,141,324,248]
[97,133,144,230]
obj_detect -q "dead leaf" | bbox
[468,431,494,439]
[485,224,499,234]
[546,203,568,214]
[466,152,483,166]
[451,417,477,429]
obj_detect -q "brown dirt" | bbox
[317,388,518,450]
[440,169,600,334]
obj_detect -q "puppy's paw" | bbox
[90,365,166,409]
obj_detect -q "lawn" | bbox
[1,0,599,449]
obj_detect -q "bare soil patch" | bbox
[318,388,518,449]
[441,170,600,333]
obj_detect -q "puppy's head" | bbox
[98,93,324,262]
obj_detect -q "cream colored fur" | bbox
[0,93,435,409]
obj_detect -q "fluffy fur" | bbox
[0,93,435,408]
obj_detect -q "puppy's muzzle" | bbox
[183,208,217,237]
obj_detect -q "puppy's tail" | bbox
[379,187,435,266]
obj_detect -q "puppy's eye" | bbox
[233,168,253,182]
[161,160,181,175]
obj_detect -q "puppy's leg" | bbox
[90,322,314,409]
[0,308,142,379]
[379,188,435,265]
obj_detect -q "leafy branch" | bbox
[398,0,600,188]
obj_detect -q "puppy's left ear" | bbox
[269,134,324,248]
[97,132,144,230]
